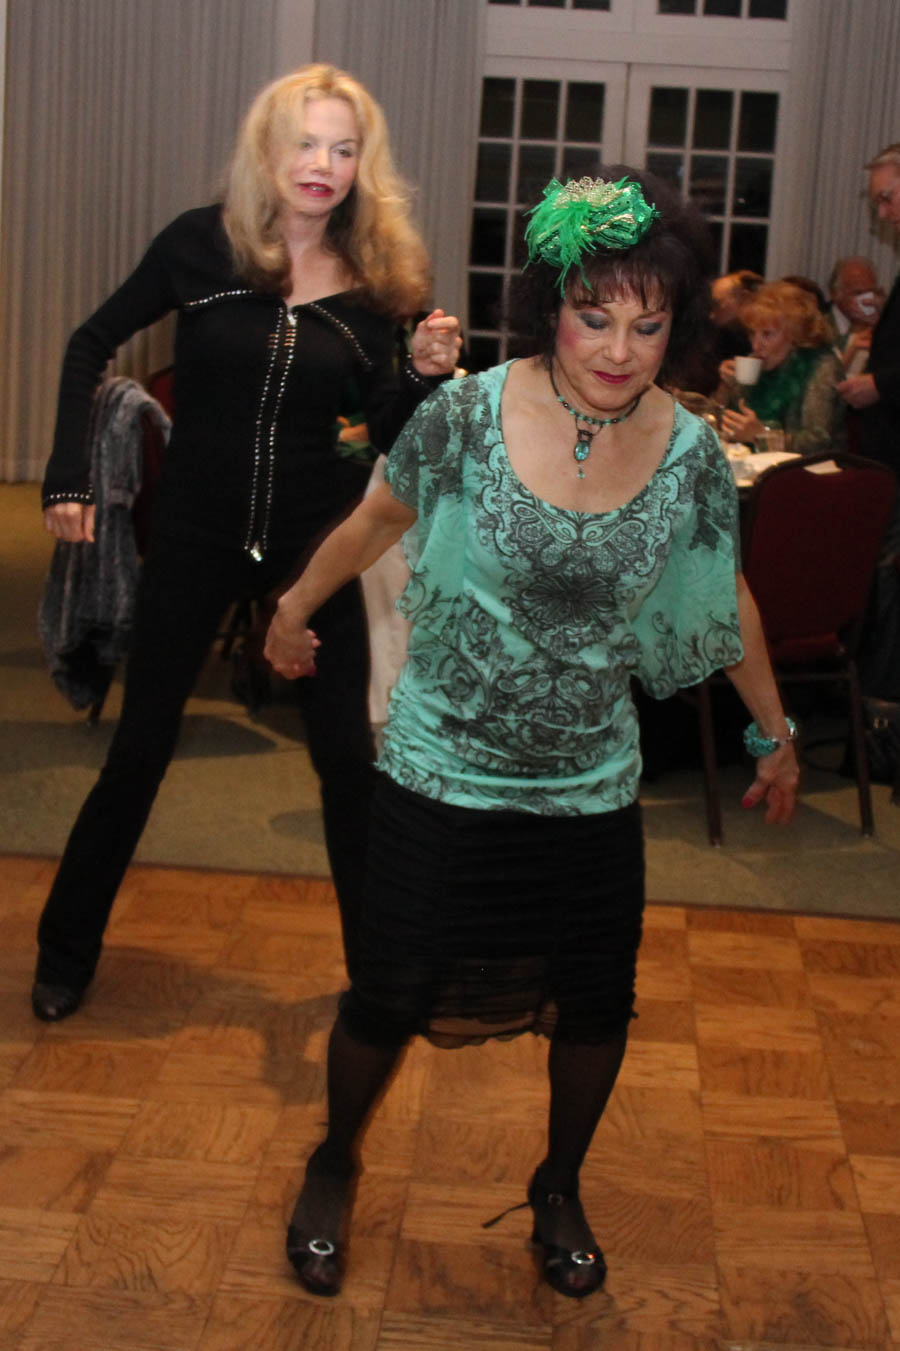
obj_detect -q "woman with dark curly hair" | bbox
[264,168,798,1301]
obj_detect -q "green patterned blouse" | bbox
[379,361,743,814]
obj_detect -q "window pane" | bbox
[512,208,531,268]
[648,88,688,146]
[690,154,728,214]
[480,77,515,139]
[658,0,696,12]
[470,209,507,267]
[732,157,772,216]
[489,0,520,5]
[749,0,787,16]
[646,152,684,190]
[521,80,559,139]
[565,82,604,142]
[528,0,565,6]
[704,0,741,15]
[469,273,505,330]
[475,143,511,201]
[707,219,724,270]
[729,222,767,273]
[738,91,778,152]
[693,89,733,150]
[467,336,501,373]
[562,145,604,180]
[573,0,611,8]
[517,144,557,203]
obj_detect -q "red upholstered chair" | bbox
[696,451,897,844]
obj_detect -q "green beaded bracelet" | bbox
[743,717,798,758]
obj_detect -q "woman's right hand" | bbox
[264,606,320,680]
[43,502,95,542]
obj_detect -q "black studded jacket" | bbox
[42,204,440,556]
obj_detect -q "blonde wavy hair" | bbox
[223,64,430,317]
[740,280,832,349]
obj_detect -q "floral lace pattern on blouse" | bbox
[380,361,743,813]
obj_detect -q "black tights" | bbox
[315,1011,628,1189]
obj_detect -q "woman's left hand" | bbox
[410,309,462,377]
[740,743,800,824]
[264,608,320,680]
[720,398,762,445]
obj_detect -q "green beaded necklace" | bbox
[549,367,644,478]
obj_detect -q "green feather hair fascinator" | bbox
[525,175,660,292]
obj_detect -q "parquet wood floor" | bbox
[1,853,898,1350]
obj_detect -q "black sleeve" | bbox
[359,323,447,456]
[42,234,180,507]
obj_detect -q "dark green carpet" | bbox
[2,483,899,919]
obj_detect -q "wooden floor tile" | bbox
[705,1138,856,1209]
[0,1207,79,1282]
[119,1099,279,1166]
[697,1043,831,1098]
[377,1312,551,1348]
[565,1259,722,1338]
[850,1153,900,1214]
[837,1099,900,1153]
[196,1293,381,1350]
[0,1278,44,1349]
[718,1263,890,1349]
[385,1233,548,1327]
[616,1040,700,1092]
[0,1089,140,1152]
[11,1039,169,1098]
[0,1146,111,1213]
[713,1206,875,1273]
[15,1286,212,1351]
[88,1156,257,1223]
[55,1209,240,1294]
[4,865,900,1347]
[687,929,804,972]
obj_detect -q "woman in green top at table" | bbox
[264,169,799,1302]
[720,279,844,454]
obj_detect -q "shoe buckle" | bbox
[307,1238,336,1256]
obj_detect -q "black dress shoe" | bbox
[527,1169,607,1299]
[31,981,84,1022]
[286,1145,356,1297]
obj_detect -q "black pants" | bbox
[36,532,374,988]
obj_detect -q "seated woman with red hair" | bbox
[720,280,844,455]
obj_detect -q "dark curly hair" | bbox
[507,166,717,388]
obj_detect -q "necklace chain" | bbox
[549,367,643,478]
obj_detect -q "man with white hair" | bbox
[837,143,900,477]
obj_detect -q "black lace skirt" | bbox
[340,773,646,1048]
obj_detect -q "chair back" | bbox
[742,452,897,659]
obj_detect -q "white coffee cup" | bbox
[733,355,762,385]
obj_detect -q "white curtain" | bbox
[0,0,307,482]
[314,0,485,330]
[779,0,900,290]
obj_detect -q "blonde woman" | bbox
[719,280,843,455]
[34,64,460,1022]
